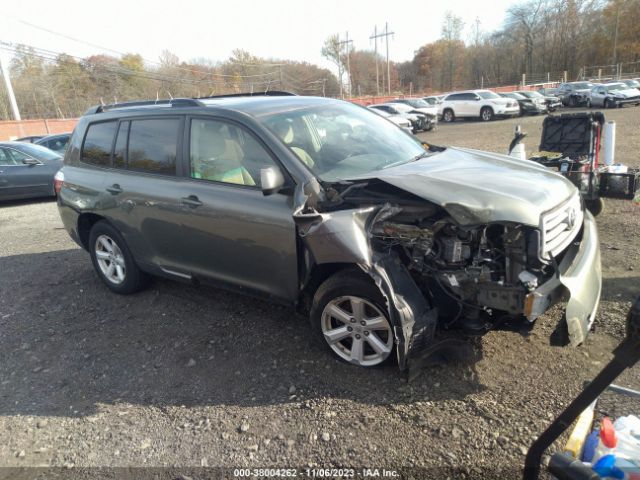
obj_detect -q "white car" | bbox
[389,99,438,130]
[439,90,520,122]
[368,104,429,132]
[588,83,640,108]
[368,108,414,134]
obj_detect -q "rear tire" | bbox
[89,221,148,294]
[310,268,394,367]
[442,109,455,123]
[604,98,612,109]
[480,107,494,122]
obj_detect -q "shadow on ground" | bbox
[0,249,485,418]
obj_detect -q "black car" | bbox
[35,133,71,153]
[555,82,595,107]
[500,92,547,115]
[516,90,562,112]
[0,142,63,201]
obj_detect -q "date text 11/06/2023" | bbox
[233,468,400,478]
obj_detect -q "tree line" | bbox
[0,46,339,120]
[326,0,639,95]
[1,0,638,120]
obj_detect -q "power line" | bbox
[10,16,289,74]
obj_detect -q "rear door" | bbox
[80,117,189,272]
[172,116,298,301]
[592,87,606,107]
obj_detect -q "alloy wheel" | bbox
[95,234,126,284]
[321,296,393,366]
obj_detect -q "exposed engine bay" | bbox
[294,145,601,372]
[369,206,559,333]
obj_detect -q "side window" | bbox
[113,121,129,169]
[189,118,277,188]
[128,118,179,175]
[446,94,462,101]
[82,121,118,167]
[0,148,17,166]
[6,149,32,164]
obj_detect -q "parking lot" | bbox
[1,106,638,476]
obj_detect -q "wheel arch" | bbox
[77,212,107,250]
[297,262,363,314]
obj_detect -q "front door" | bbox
[174,117,299,301]
[0,147,52,199]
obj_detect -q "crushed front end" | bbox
[296,176,601,371]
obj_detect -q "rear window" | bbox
[127,118,180,175]
[82,121,118,167]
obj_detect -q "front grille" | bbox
[540,192,583,260]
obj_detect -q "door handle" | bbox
[106,184,123,194]
[181,195,203,208]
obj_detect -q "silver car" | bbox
[56,94,602,371]
[589,83,640,108]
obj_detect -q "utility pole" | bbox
[338,32,353,98]
[370,23,394,95]
[336,33,343,99]
[0,54,21,120]
[370,25,380,95]
[612,0,620,67]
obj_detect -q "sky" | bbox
[2,0,516,72]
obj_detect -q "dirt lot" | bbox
[1,106,639,479]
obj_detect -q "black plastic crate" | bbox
[599,169,640,200]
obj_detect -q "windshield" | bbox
[260,102,428,182]
[624,79,640,88]
[478,91,501,99]
[605,83,627,92]
[573,82,594,89]
[389,103,413,113]
[11,142,62,161]
[518,91,543,99]
[404,99,429,108]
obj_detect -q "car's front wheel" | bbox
[89,221,148,294]
[480,107,494,121]
[310,269,394,367]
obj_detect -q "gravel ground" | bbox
[1,106,639,479]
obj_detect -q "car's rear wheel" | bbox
[310,269,394,367]
[604,98,612,109]
[480,107,494,121]
[89,221,148,294]
[442,109,455,123]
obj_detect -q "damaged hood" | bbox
[363,147,577,226]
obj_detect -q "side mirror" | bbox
[260,166,285,196]
[22,158,41,166]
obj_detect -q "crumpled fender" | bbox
[293,196,437,370]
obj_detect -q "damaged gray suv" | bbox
[57,93,602,370]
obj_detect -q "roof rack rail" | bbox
[196,91,297,100]
[85,98,205,115]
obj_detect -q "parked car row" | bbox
[368,99,437,134]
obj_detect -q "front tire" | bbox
[585,198,605,216]
[442,109,455,123]
[89,221,148,294]
[310,269,394,367]
[480,107,494,122]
